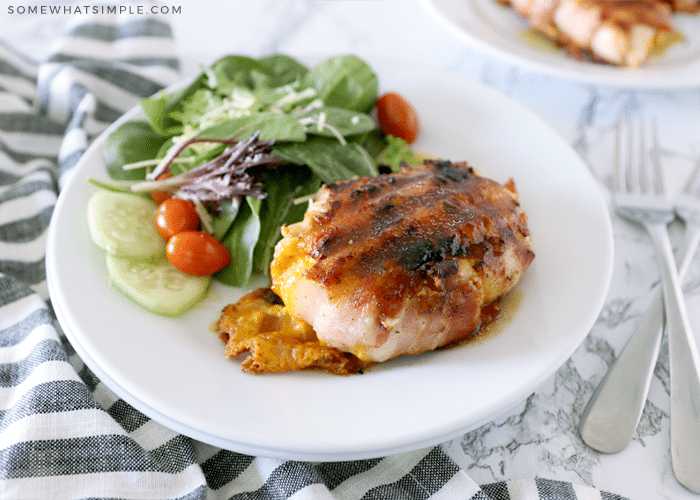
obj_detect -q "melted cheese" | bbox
[217,288,366,375]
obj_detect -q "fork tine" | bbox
[638,115,665,197]
[626,114,638,193]
[615,113,633,193]
[651,118,665,196]
[628,113,645,194]
[615,113,666,198]
[683,159,700,196]
[636,115,664,196]
[625,113,645,194]
[638,115,650,194]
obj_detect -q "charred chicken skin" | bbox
[270,160,535,363]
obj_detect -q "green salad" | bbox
[98,53,419,289]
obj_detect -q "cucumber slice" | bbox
[88,190,164,259]
[106,254,211,317]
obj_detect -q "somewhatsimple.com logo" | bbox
[8,5,182,14]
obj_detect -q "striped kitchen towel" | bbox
[0,5,629,500]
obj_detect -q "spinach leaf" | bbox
[197,112,307,142]
[258,54,309,88]
[208,54,309,95]
[303,55,378,113]
[361,129,390,160]
[102,120,168,180]
[211,198,241,241]
[298,106,376,138]
[215,196,262,287]
[253,167,320,273]
[273,136,379,183]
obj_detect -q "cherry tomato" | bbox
[375,92,420,144]
[166,231,231,276]
[154,198,200,240]
[151,172,174,205]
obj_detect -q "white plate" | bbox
[421,0,700,89]
[46,56,613,461]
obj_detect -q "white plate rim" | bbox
[46,54,614,461]
[420,0,700,89]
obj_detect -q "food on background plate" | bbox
[499,0,697,67]
[218,160,535,373]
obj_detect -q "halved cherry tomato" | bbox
[151,172,174,205]
[154,198,200,240]
[166,231,231,276]
[375,92,420,144]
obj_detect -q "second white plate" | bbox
[421,0,700,89]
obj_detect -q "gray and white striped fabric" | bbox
[0,9,630,500]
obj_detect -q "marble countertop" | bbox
[3,1,700,499]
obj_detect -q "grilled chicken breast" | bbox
[270,160,535,363]
[502,0,687,67]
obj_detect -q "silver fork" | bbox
[580,160,700,457]
[579,115,700,493]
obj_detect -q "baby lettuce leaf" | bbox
[167,88,232,129]
[102,121,168,180]
[215,196,262,287]
[303,55,378,113]
[377,135,425,171]
[139,53,295,137]
[204,55,282,95]
[141,75,206,136]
